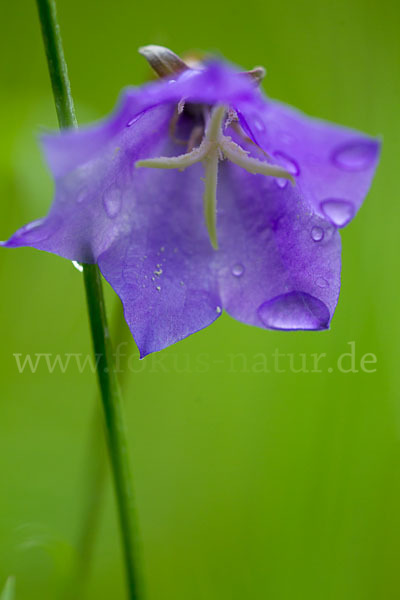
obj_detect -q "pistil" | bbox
[136,105,295,249]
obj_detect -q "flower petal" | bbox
[215,161,342,330]
[2,54,379,356]
[4,103,223,356]
[97,164,222,357]
[40,61,263,178]
[4,105,174,261]
[243,99,380,227]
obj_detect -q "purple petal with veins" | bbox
[1,56,380,356]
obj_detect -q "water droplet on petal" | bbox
[320,199,354,227]
[16,219,51,243]
[257,291,330,330]
[311,226,324,242]
[332,140,378,171]
[103,188,122,219]
[21,219,44,233]
[156,286,161,291]
[273,151,300,175]
[275,178,288,189]
[72,260,83,273]
[216,306,222,314]
[315,277,329,288]
[254,117,265,132]
[231,263,245,277]
[273,151,300,189]
[126,114,141,127]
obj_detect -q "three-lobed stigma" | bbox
[136,105,295,249]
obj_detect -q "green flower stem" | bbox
[35,2,141,598]
[82,266,140,599]
[67,304,133,600]
[36,0,77,129]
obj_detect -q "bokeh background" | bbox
[1,0,399,598]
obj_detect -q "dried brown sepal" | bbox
[243,66,266,86]
[181,50,207,70]
[138,45,189,78]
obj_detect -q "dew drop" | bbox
[156,286,161,291]
[273,151,300,189]
[315,277,329,288]
[253,117,265,132]
[311,226,324,242]
[103,188,122,219]
[126,114,142,127]
[332,140,378,171]
[72,260,83,273]
[273,151,300,175]
[16,219,51,243]
[231,263,245,277]
[320,198,354,228]
[257,291,330,330]
[20,219,44,233]
[275,178,288,189]
[216,306,222,314]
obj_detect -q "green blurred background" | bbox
[0,0,399,598]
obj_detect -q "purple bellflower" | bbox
[2,46,380,357]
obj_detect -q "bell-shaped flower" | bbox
[2,47,381,356]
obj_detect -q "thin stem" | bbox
[36,0,77,129]
[35,2,141,598]
[67,303,132,600]
[82,266,140,599]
